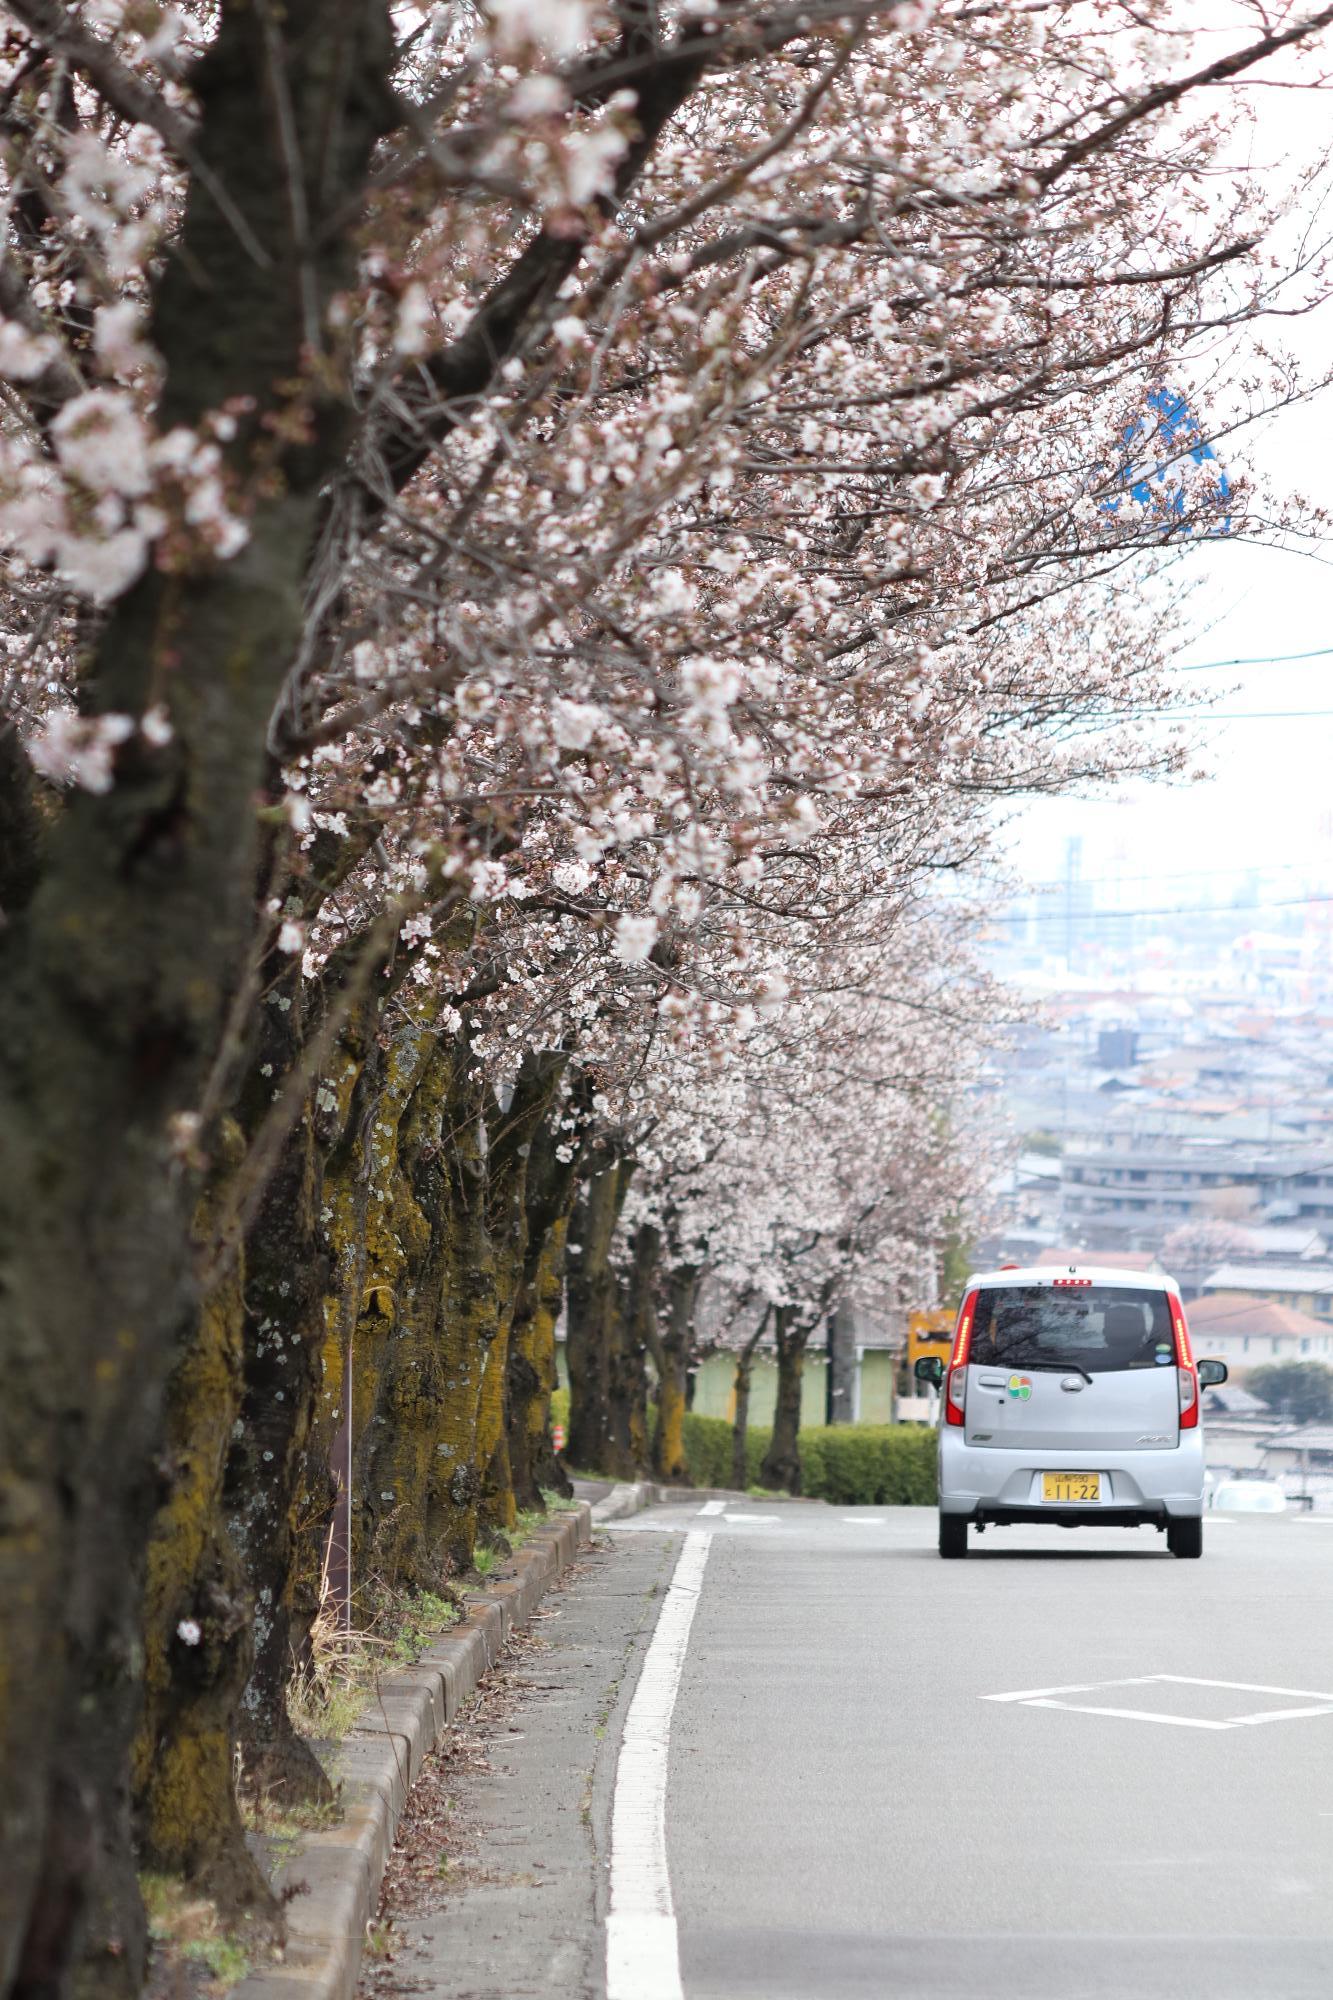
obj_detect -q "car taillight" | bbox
[945,1289,977,1428]
[1172,1304,1198,1429]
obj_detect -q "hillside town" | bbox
[982,847,1333,1508]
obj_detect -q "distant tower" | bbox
[1064,835,1084,971]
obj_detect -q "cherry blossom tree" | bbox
[2,2,1333,1995]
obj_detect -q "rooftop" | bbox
[1033,1248,1162,1272]
[1188,1293,1332,1338]
[1200,1265,1333,1298]
[1262,1427,1333,1455]
[1201,1384,1268,1415]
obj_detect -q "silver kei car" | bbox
[915,1265,1227,1560]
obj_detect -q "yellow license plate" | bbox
[1042,1472,1101,1503]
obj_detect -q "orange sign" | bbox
[907,1309,955,1367]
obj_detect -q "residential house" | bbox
[1187,1291,1333,1362]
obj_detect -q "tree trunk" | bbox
[506,1076,581,1509]
[565,1156,635,1473]
[132,1140,277,1920]
[651,1262,698,1483]
[608,1222,658,1478]
[0,10,394,1990]
[760,1309,809,1496]
[826,1302,858,1425]
[224,971,344,1809]
[507,1217,573,1511]
[730,1313,770,1494]
[283,1001,384,1665]
[475,1055,564,1541]
[425,1055,499,1576]
[354,1023,453,1591]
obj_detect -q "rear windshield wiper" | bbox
[1004,1357,1094,1385]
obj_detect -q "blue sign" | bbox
[1103,384,1231,535]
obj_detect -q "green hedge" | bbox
[678,1412,937,1504]
[679,1412,768,1488]
[798,1423,937,1505]
[556,1392,936,1503]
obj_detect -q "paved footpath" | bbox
[361,1501,1333,2000]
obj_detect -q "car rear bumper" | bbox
[966,1504,1171,1529]
[938,1428,1204,1521]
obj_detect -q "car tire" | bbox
[1167,1517,1202,1559]
[939,1513,968,1559]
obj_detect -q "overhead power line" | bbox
[1022,860,1319,890]
[1176,645,1333,674]
[979,891,1333,926]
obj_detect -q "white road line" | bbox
[1230,1703,1333,1725]
[1153,1674,1333,1701]
[606,1528,711,2000]
[983,1676,1160,1704]
[698,1499,726,1516]
[1022,1699,1233,1730]
[984,1672,1333,1732]
[724,1512,779,1523]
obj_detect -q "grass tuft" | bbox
[141,1874,250,1992]
[287,1573,462,1743]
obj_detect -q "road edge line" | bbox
[606,1527,711,2000]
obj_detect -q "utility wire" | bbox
[979,891,1333,925]
[1175,645,1333,673]
[1022,860,1319,890]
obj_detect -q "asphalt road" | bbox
[365,1502,1333,2000]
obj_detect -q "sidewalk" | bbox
[231,1501,599,2000]
[355,1520,678,1998]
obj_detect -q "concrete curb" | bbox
[589,1479,660,1523]
[231,1502,593,2000]
[589,1481,811,1514]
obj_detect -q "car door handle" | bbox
[979,1375,1006,1388]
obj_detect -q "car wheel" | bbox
[1167,1517,1202,1559]
[939,1513,968,1559]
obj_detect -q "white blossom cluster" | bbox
[2,0,1329,1306]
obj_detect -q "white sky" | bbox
[1002,16,1333,912]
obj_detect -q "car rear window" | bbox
[970,1286,1175,1374]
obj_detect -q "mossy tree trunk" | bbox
[506,1066,582,1510]
[134,871,394,1848]
[760,1308,812,1496]
[296,1008,388,1635]
[353,1019,452,1591]
[651,1260,699,1483]
[223,958,346,1810]
[0,10,394,1992]
[476,1053,567,1539]
[508,1216,573,1510]
[566,1153,637,1475]
[132,1135,276,1921]
[226,827,403,1802]
[731,1309,770,1494]
[423,1047,501,1575]
[609,1222,658,1477]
